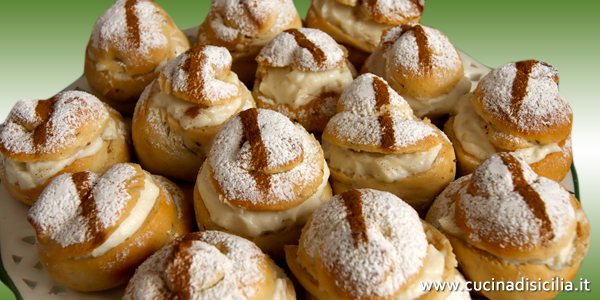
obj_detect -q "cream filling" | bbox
[3,119,118,190]
[258,65,353,109]
[453,94,561,164]
[151,73,245,129]
[322,139,442,182]
[90,172,160,257]
[197,161,330,238]
[439,202,581,271]
[403,76,471,118]
[269,260,293,300]
[311,0,391,50]
[394,245,446,300]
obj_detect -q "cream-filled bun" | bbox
[322,73,455,216]
[194,108,332,259]
[124,231,296,300]
[362,23,470,123]
[132,45,256,182]
[425,153,590,300]
[253,28,357,133]
[26,163,194,292]
[444,60,572,182]
[0,91,132,206]
[84,0,191,114]
[306,0,425,68]
[285,188,463,300]
[197,0,302,86]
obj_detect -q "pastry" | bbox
[197,0,302,86]
[306,0,425,68]
[444,60,572,182]
[0,90,132,206]
[132,45,255,182]
[426,153,590,300]
[253,28,357,133]
[27,163,194,292]
[285,188,464,300]
[361,23,471,124]
[84,0,191,114]
[194,108,332,259]
[322,73,455,216]
[124,231,296,299]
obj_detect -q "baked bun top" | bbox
[89,0,188,76]
[207,108,326,211]
[472,60,572,142]
[201,0,300,49]
[323,73,441,154]
[377,22,464,99]
[0,91,110,162]
[124,231,280,300]
[456,153,577,260]
[338,0,425,24]
[159,45,241,106]
[300,188,428,299]
[27,163,158,259]
[256,28,347,71]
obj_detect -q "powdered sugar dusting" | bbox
[28,172,100,247]
[256,28,345,71]
[338,73,413,118]
[476,61,572,132]
[0,91,108,156]
[93,163,138,228]
[365,0,425,22]
[382,23,461,76]
[459,154,575,248]
[425,175,471,231]
[124,231,269,299]
[161,46,238,103]
[209,109,323,205]
[302,189,428,298]
[91,0,167,56]
[208,0,296,43]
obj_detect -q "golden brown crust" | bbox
[0,108,132,206]
[444,116,573,182]
[34,171,190,292]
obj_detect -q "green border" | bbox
[571,162,581,201]
[0,239,22,300]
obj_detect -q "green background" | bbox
[0,0,597,299]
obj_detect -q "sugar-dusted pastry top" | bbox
[27,163,155,257]
[457,153,576,253]
[256,28,346,71]
[337,0,425,24]
[379,22,461,77]
[0,91,109,161]
[324,73,439,153]
[159,45,240,105]
[472,60,572,139]
[208,108,325,210]
[124,231,282,299]
[204,0,299,44]
[301,188,428,299]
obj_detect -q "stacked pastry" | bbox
[322,73,455,215]
[426,153,590,300]
[0,91,131,205]
[194,108,332,259]
[362,23,471,124]
[286,188,470,300]
[197,0,302,86]
[307,0,425,68]
[253,28,357,133]
[124,231,296,299]
[27,163,194,291]
[85,0,191,114]
[444,60,573,182]
[132,45,255,182]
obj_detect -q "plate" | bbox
[0,26,580,300]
